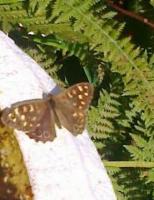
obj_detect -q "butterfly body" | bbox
[1,83,93,142]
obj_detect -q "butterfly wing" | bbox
[1,99,56,142]
[51,82,93,135]
[28,106,56,142]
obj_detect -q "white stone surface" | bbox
[0,31,116,200]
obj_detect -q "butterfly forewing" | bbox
[1,99,56,142]
[1,99,46,131]
[52,82,93,135]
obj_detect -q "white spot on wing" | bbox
[21,115,25,121]
[14,108,20,115]
[84,85,88,90]
[73,112,78,117]
[78,95,83,100]
[67,92,73,98]
[29,105,34,112]
[23,121,27,127]
[78,85,83,92]
[72,89,77,95]
[81,101,85,105]
[84,92,88,96]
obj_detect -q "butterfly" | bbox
[0,82,93,142]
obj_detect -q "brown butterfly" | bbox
[0,83,93,142]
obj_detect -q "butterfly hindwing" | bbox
[52,82,93,135]
[27,106,56,142]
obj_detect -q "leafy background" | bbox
[0,0,154,199]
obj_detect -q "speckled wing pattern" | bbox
[1,82,93,142]
[1,99,56,142]
[52,82,93,135]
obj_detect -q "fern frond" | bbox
[25,48,65,87]
[52,0,154,116]
[88,90,120,139]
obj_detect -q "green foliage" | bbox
[0,0,154,199]
[88,90,120,140]
[25,47,65,87]
[150,0,154,7]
